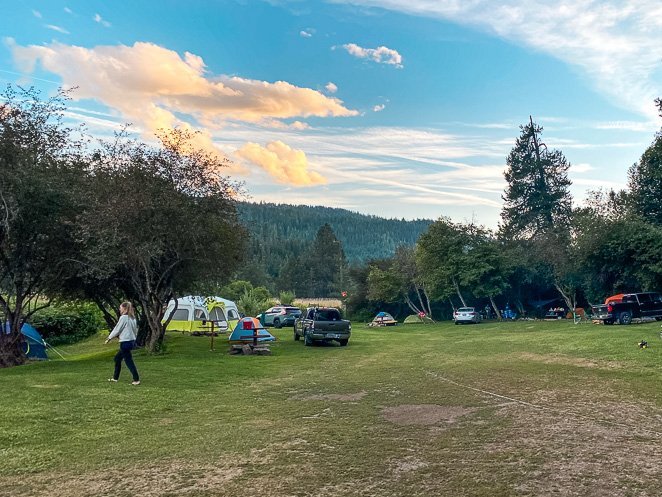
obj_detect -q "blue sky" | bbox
[2,0,661,227]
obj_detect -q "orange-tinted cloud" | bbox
[9,40,356,182]
[236,141,326,186]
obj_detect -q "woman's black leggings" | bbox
[113,340,139,381]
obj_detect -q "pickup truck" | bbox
[294,307,351,346]
[592,292,662,325]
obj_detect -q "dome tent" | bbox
[368,311,398,327]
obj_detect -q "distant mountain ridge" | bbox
[237,202,433,265]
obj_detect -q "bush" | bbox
[30,302,105,346]
[278,291,296,305]
[238,289,273,317]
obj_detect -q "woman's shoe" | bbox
[131,380,141,385]
[108,378,118,382]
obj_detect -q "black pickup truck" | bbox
[294,307,351,346]
[592,292,662,325]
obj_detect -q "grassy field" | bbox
[2,319,662,497]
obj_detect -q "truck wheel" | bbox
[618,312,632,325]
[274,318,281,328]
[304,332,313,346]
[294,329,300,341]
[655,317,662,322]
[339,339,348,347]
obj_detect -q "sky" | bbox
[1,0,661,227]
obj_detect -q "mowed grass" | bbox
[2,320,662,496]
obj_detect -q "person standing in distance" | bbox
[105,301,140,385]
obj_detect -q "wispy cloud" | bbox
[325,82,338,94]
[32,10,42,19]
[64,7,73,14]
[45,24,69,34]
[335,0,662,118]
[373,104,385,112]
[300,28,314,38]
[339,43,403,68]
[93,13,111,28]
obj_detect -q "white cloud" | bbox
[32,10,42,18]
[325,82,338,93]
[93,13,111,28]
[335,0,662,118]
[571,163,594,173]
[341,43,403,68]
[373,104,385,112]
[64,7,73,14]
[300,29,313,38]
[44,25,69,34]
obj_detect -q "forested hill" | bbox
[236,202,433,264]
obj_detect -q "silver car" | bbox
[454,307,482,324]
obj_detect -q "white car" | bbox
[454,307,482,324]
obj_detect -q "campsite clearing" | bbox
[1,320,662,496]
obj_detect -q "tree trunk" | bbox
[404,295,423,316]
[452,277,467,307]
[489,295,502,320]
[142,295,168,353]
[0,333,25,368]
[554,283,575,312]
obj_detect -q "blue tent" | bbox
[21,323,48,360]
[229,317,276,343]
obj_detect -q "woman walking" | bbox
[105,301,140,385]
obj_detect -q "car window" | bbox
[169,309,189,321]
[637,294,651,303]
[457,308,473,312]
[623,295,636,303]
[651,293,662,303]
[315,309,341,321]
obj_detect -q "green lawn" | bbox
[2,320,662,497]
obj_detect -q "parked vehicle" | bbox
[262,306,302,328]
[453,307,482,324]
[592,292,662,325]
[294,307,351,346]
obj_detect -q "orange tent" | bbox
[605,294,626,304]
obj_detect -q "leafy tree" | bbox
[627,100,662,225]
[76,129,246,353]
[416,218,472,307]
[500,117,573,240]
[459,239,511,319]
[220,280,254,302]
[367,246,433,317]
[0,86,86,367]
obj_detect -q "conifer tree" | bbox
[500,117,573,240]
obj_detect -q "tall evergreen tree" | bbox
[627,99,662,225]
[500,117,573,240]
[303,223,347,297]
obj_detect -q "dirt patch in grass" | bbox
[382,404,474,426]
[490,397,662,496]
[517,352,623,370]
[291,390,368,402]
[0,461,243,497]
